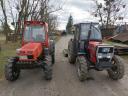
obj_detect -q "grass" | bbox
[0,34,5,41]
[0,40,20,79]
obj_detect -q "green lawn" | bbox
[0,40,20,79]
[0,34,6,41]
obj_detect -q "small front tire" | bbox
[68,39,76,64]
[5,63,20,81]
[76,56,88,82]
[107,55,124,80]
[51,54,55,65]
[44,56,53,80]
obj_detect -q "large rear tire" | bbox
[76,56,88,82]
[107,55,124,80]
[68,39,76,64]
[51,54,55,65]
[49,40,55,65]
[5,59,20,81]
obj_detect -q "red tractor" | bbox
[5,21,55,81]
[68,22,125,81]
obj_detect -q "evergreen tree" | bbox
[66,15,73,34]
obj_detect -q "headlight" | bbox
[16,49,21,54]
[97,53,103,59]
[106,53,113,58]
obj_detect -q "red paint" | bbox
[18,43,42,61]
[88,41,102,64]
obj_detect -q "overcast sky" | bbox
[55,0,103,30]
[55,0,128,30]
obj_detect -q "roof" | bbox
[74,22,99,26]
[111,32,128,42]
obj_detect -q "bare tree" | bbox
[93,0,126,28]
[14,0,61,34]
[0,0,62,41]
[0,0,11,42]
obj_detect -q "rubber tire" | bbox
[44,56,52,80]
[76,56,88,82]
[107,55,124,80]
[68,39,76,64]
[50,41,55,65]
[52,53,55,65]
[5,63,20,81]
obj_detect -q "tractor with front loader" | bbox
[68,22,125,81]
[5,21,55,81]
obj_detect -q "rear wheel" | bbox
[5,59,20,81]
[76,56,88,82]
[44,56,52,80]
[49,40,55,65]
[107,55,124,80]
[68,39,76,64]
[51,53,55,65]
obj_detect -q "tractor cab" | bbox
[74,23,102,41]
[73,23,102,53]
[22,21,48,46]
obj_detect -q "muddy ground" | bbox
[0,35,128,96]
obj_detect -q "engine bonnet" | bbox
[17,43,42,59]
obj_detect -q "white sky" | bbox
[55,0,104,30]
[55,0,128,30]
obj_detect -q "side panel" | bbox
[88,41,101,64]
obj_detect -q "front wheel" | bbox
[68,40,76,64]
[51,53,55,65]
[76,56,88,82]
[107,55,124,80]
[44,56,53,80]
[5,62,20,81]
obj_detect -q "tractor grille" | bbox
[99,58,110,62]
[96,46,114,63]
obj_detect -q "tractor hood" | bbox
[17,43,43,60]
[89,41,114,47]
